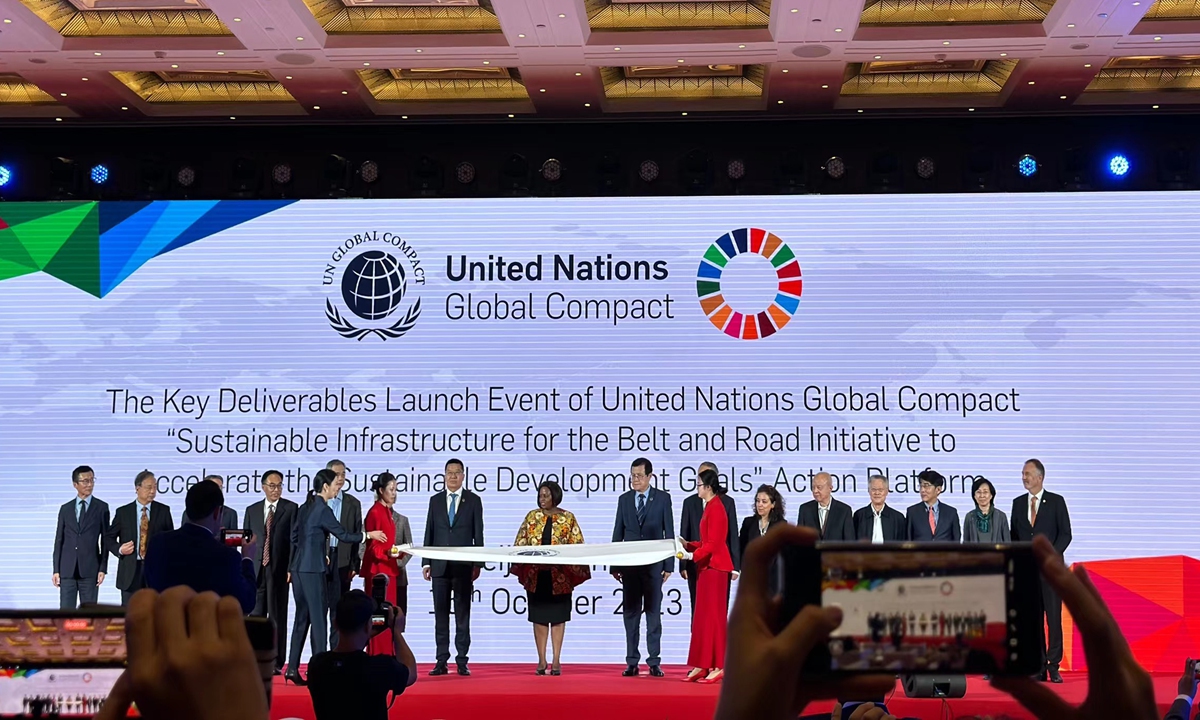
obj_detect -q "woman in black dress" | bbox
[512,481,589,675]
[738,484,786,596]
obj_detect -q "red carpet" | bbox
[270,665,1186,720]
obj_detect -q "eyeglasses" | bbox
[264,483,283,490]
[446,471,464,478]
[74,479,95,486]
[919,482,936,490]
[631,472,649,481]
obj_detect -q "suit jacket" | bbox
[680,493,740,575]
[421,489,484,578]
[107,500,174,591]
[611,487,675,573]
[393,512,413,585]
[853,504,908,542]
[220,507,238,533]
[738,515,785,568]
[905,501,961,542]
[53,497,110,579]
[684,498,733,572]
[797,498,855,541]
[243,498,298,579]
[289,496,363,575]
[1010,490,1072,554]
[332,493,363,574]
[362,501,400,585]
[143,523,257,614]
[1163,697,1193,720]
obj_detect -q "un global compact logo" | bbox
[696,227,802,340]
[323,232,425,341]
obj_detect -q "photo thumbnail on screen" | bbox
[821,550,1008,673]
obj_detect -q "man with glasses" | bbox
[611,457,674,677]
[324,460,363,647]
[244,470,298,674]
[108,470,175,606]
[854,474,907,543]
[52,466,110,608]
[904,468,961,542]
[422,458,484,676]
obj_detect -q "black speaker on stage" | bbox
[901,674,967,698]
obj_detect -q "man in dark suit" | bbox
[286,469,386,685]
[422,457,484,677]
[144,479,257,613]
[853,474,907,543]
[244,469,298,673]
[325,460,362,648]
[205,474,239,531]
[905,468,961,542]
[107,470,174,606]
[679,461,739,615]
[52,465,110,608]
[796,472,855,541]
[611,457,674,678]
[1010,458,1072,684]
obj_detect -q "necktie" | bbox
[76,500,84,522]
[636,493,646,524]
[138,506,149,560]
[927,506,936,536]
[448,493,458,525]
[819,507,828,534]
[263,504,274,568]
[1030,496,1038,527]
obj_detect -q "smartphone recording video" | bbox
[781,542,1042,676]
[220,529,245,547]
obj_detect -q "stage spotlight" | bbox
[540,158,562,183]
[412,156,444,197]
[0,165,13,189]
[230,157,261,199]
[359,160,379,184]
[727,159,745,181]
[679,149,712,193]
[323,154,351,198]
[823,156,846,180]
[501,154,530,195]
[915,156,937,180]
[455,161,476,185]
[90,164,110,185]
[1017,154,1038,178]
[51,157,79,199]
[638,159,659,183]
[597,154,625,194]
[272,163,292,186]
[176,166,196,188]
[776,152,806,194]
[1108,153,1131,177]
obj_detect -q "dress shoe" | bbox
[696,669,724,685]
[1036,670,1048,682]
[457,664,471,676]
[1048,669,1063,684]
[283,671,307,687]
[648,665,665,677]
[622,665,639,677]
[273,668,283,677]
[429,664,449,676]
[682,669,705,683]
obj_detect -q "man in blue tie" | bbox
[611,457,674,677]
[52,466,110,608]
[422,458,485,676]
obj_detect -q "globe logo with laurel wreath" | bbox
[342,250,406,320]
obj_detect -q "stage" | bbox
[269,666,1186,720]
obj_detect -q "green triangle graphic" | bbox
[0,202,86,229]
[41,205,101,297]
[0,227,38,270]
[10,202,96,269]
[0,256,38,282]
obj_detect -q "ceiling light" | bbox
[874,55,881,59]
[969,107,975,111]
[821,84,829,88]
[363,62,370,67]
[782,69,789,73]
[81,77,88,81]
[1067,23,1075,27]
[230,116,237,120]
[2,19,10,23]
[677,59,685,63]
[341,91,348,95]
[857,109,863,113]
[1154,36,1162,40]
[834,27,843,32]
[1084,63,1092,68]
[121,106,128,110]
[59,93,67,97]
[1153,104,1160,108]
[777,100,783,104]
[575,72,582,76]
[93,52,102,56]
[539,88,546,92]
[681,112,688,116]
[312,105,320,109]
[55,117,62,122]
[558,13,565,17]
[1028,80,1035,85]
[1000,53,1008,57]
[584,103,590,107]
[508,113,514,118]
[296,36,304,41]
[518,33,525,37]
[942,40,951,45]
[415,49,422,53]
[483,61,490,65]
[217,51,225,56]
[1060,95,1067,99]
[171,64,179,68]
[614,47,620,50]
[1133,1,1140,4]
[285,75,293,80]
[738,44,746,48]
[402,115,408,118]
[233,17,241,21]
[790,7,798,12]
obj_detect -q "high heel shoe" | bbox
[696,669,724,685]
[536,663,547,676]
[550,664,561,676]
[681,669,705,683]
[284,671,307,687]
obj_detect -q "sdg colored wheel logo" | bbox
[696,227,802,340]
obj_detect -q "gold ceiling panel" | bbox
[601,64,765,99]
[0,74,56,104]
[1086,57,1200,91]
[303,0,500,33]
[859,0,1054,25]
[841,59,1018,94]
[587,0,769,29]
[20,0,229,36]
[1143,0,1200,19]
[358,68,527,100]
[67,0,205,8]
[112,71,295,103]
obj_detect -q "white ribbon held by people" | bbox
[394,538,686,566]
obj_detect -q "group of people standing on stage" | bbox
[50,455,1072,685]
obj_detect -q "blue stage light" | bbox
[90,164,109,184]
[1017,154,1038,178]
[1108,154,1130,177]
[0,165,12,188]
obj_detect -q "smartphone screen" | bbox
[220,529,245,547]
[0,611,126,668]
[781,542,1042,676]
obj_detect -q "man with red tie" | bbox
[1010,458,1072,684]
[904,468,961,542]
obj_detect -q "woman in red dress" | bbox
[361,472,401,656]
[679,468,733,684]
